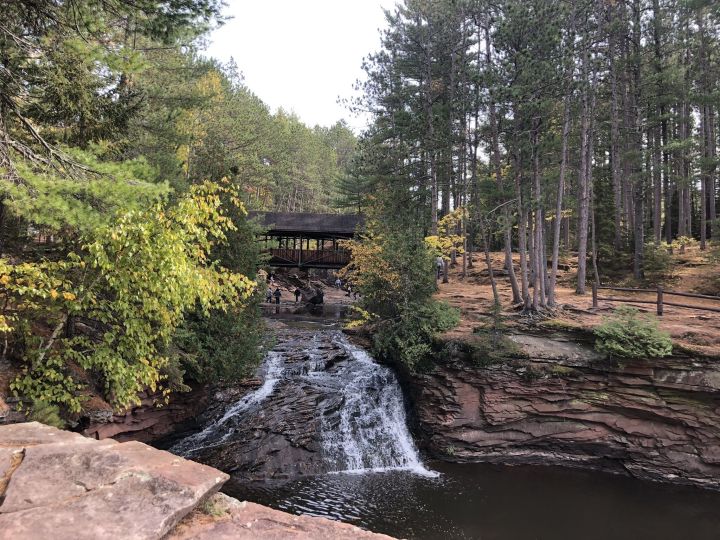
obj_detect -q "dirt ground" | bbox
[435,246,720,357]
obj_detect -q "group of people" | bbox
[263,273,359,305]
[264,286,302,304]
[334,277,358,300]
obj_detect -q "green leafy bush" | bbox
[672,236,697,253]
[594,306,673,359]
[7,180,256,413]
[341,207,459,371]
[373,299,459,371]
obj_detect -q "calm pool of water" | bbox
[224,461,720,540]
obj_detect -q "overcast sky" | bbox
[204,1,397,132]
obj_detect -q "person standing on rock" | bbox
[265,288,273,303]
[294,288,302,303]
[273,287,282,305]
[335,277,342,289]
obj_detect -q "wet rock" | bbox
[176,326,423,481]
[406,333,720,490]
[196,379,327,480]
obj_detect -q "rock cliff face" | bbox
[82,384,211,443]
[405,333,720,489]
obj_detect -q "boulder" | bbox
[0,422,227,540]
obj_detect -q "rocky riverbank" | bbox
[0,422,392,539]
[402,331,720,490]
[168,323,428,481]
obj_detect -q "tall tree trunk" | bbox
[485,24,521,304]
[576,38,593,294]
[531,125,543,310]
[549,5,575,307]
[630,0,644,279]
[609,2,624,250]
[591,183,600,287]
[514,150,530,309]
[700,104,708,250]
[710,105,717,239]
[424,34,438,235]
[653,127,662,242]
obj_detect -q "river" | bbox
[170,308,720,539]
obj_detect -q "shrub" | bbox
[373,299,459,371]
[672,236,697,253]
[29,400,65,429]
[594,306,673,359]
[341,206,460,372]
[643,241,673,279]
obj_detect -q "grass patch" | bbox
[465,327,524,366]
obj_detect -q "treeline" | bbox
[353,0,719,311]
[0,1,354,417]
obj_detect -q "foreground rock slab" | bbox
[0,422,394,539]
[0,422,227,540]
[168,493,394,540]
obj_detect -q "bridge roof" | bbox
[249,211,363,236]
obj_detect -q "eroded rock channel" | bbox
[155,321,720,539]
[170,325,430,481]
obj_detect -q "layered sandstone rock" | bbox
[406,333,720,489]
[0,422,392,539]
[82,384,212,443]
[0,422,228,539]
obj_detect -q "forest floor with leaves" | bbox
[435,246,720,358]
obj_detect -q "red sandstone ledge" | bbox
[0,422,393,540]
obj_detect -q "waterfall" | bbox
[170,329,434,477]
[320,337,434,476]
[170,351,285,456]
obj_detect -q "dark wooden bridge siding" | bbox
[249,211,362,269]
[268,248,350,268]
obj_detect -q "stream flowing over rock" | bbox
[404,333,720,489]
[170,327,432,480]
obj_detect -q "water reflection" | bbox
[225,461,720,540]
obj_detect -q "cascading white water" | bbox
[171,328,434,477]
[170,351,285,455]
[320,336,434,476]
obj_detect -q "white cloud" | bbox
[204,0,397,132]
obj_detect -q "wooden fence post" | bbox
[657,285,664,316]
[592,282,598,308]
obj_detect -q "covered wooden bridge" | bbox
[249,212,362,269]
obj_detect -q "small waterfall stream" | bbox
[170,351,285,456]
[171,328,433,477]
[168,320,720,540]
[320,338,431,475]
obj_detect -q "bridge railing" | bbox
[591,283,720,316]
[268,248,350,267]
